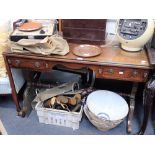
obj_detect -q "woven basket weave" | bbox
[84,104,125,131]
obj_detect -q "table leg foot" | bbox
[11,92,21,112]
[127,99,135,133]
[127,83,138,134]
[17,110,26,117]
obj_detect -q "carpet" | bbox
[0,119,7,135]
[0,95,154,135]
[0,78,154,135]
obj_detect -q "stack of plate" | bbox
[84,90,129,131]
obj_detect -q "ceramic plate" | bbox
[86,90,129,121]
[72,44,101,58]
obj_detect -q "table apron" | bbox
[6,56,150,82]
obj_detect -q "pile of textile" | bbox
[11,34,69,56]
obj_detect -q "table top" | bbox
[147,47,155,66]
[4,43,150,69]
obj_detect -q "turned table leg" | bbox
[127,82,138,134]
[125,79,155,135]
[138,78,155,135]
[137,91,152,135]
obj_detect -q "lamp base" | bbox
[121,44,142,52]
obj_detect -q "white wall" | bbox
[105,19,119,45]
[0,20,11,32]
[106,19,117,34]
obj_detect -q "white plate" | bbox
[86,90,129,121]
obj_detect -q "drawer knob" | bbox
[35,62,40,68]
[8,59,11,64]
[98,68,102,74]
[132,71,138,77]
[15,60,20,66]
[108,68,114,74]
[144,72,148,78]
[45,63,49,68]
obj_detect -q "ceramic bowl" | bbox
[86,90,129,121]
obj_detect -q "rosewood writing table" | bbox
[3,43,151,134]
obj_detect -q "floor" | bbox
[0,79,154,135]
[0,119,7,135]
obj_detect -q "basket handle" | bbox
[97,113,110,121]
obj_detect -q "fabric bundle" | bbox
[11,34,69,56]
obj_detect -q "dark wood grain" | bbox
[3,43,151,83]
[61,19,106,44]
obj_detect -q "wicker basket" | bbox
[84,104,125,131]
[35,101,83,130]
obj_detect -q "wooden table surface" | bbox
[6,43,150,69]
[62,43,150,69]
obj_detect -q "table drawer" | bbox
[96,66,149,82]
[7,57,90,71]
[7,58,50,70]
[7,57,150,82]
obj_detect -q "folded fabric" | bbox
[33,82,79,103]
[11,34,69,56]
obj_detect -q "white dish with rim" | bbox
[86,90,129,121]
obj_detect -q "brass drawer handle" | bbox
[132,70,138,77]
[15,60,20,66]
[45,63,49,68]
[98,68,102,74]
[108,68,114,74]
[144,72,148,78]
[8,59,11,64]
[34,62,41,68]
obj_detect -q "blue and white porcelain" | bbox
[86,90,129,121]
